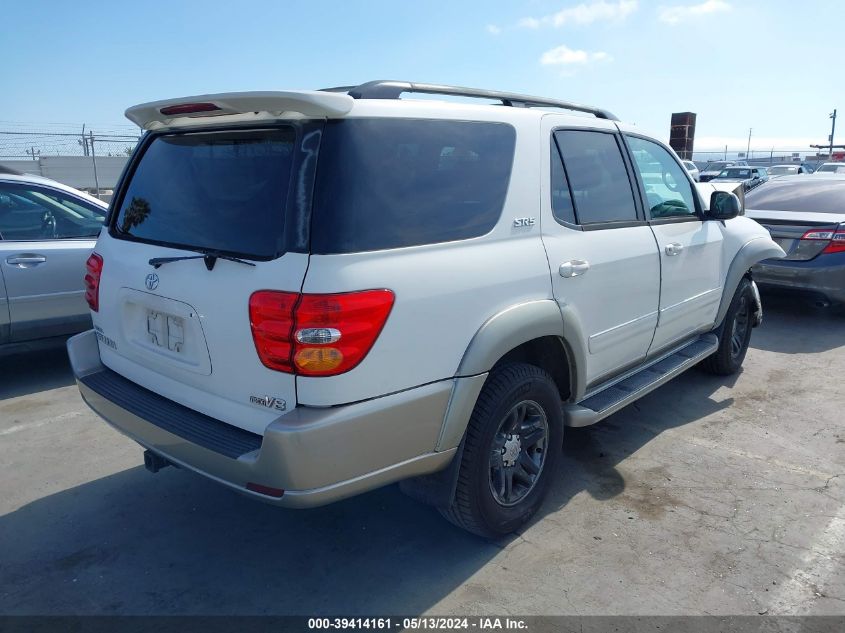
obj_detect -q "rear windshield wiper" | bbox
[149,249,256,271]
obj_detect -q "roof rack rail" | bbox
[320,85,358,94]
[327,80,619,121]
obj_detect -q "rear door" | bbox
[623,134,724,353]
[94,124,317,435]
[0,181,104,342]
[542,119,660,387]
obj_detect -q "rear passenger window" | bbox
[312,119,516,253]
[554,130,639,224]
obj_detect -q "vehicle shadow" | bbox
[0,462,499,615]
[751,291,845,354]
[0,343,75,400]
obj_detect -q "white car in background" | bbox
[681,160,700,181]
[815,162,845,174]
[768,164,809,177]
[0,168,108,353]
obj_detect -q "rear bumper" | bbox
[69,330,457,507]
[753,252,845,304]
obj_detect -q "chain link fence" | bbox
[0,125,142,199]
[690,148,837,168]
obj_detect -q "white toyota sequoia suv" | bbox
[69,81,784,537]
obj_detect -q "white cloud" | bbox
[540,45,614,66]
[517,17,542,29]
[520,0,638,29]
[485,24,502,35]
[658,0,731,25]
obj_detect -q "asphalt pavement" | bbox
[1,295,843,616]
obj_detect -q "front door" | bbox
[623,134,724,353]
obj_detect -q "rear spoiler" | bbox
[125,91,355,131]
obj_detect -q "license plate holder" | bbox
[147,310,185,353]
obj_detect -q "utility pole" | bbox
[746,128,752,159]
[89,131,100,198]
[81,124,88,156]
[724,145,727,160]
[830,109,837,161]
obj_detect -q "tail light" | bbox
[159,102,221,116]
[249,289,394,377]
[800,228,845,254]
[84,252,103,312]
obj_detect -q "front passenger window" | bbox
[0,184,106,240]
[625,136,698,219]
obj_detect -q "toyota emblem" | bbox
[145,273,159,291]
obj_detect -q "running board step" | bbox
[563,334,719,428]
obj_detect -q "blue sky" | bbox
[3,0,843,151]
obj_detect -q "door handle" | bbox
[559,259,590,278]
[6,254,47,267]
[664,243,684,256]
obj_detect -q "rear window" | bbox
[817,164,845,174]
[311,119,515,253]
[114,128,296,259]
[746,179,845,213]
[769,166,798,175]
[720,168,751,178]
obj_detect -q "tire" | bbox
[700,277,755,376]
[440,363,563,538]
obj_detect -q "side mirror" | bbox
[708,191,741,220]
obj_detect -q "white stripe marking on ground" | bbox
[0,410,85,436]
[768,504,845,614]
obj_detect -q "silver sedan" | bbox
[0,170,107,353]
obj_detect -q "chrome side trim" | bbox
[588,311,658,354]
[658,287,722,326]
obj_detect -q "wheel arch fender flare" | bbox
[715,237,785,327]
[456,300,568,377]
[436,300,584,453]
